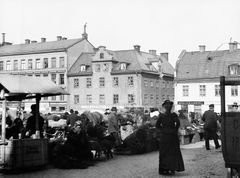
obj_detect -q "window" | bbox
[144,94,148,105]
[99,77,105,87]
[74,95,79,104]
[113,94,119,104]
[51,73,56,83]
[162,95,165,101]
[74,78,79,88]
[128,94,135,104]
[28,59,32,69]
[162,81,165,88]
[113,77,119,87]
[156,80,159,88]
[35,74,40,77]
[43,58,48,68]
[103,63,109,72]
[144,80,148,87]
[150,81,154,87]
[215,85,220,96]
[128,76,134,87]
[51,57,56,68]
[0,61,3,70]
[156,95,160,105]
[120,63,127,70]
[43,97,48,101]
[13,60,18,70]
[166,81,169,88]
[59,57,65,68]
[86,78,92,88]
[231,86,238,96]
[59,107,65,112]
[21,60,26,70]
[100,53,104,59]
[95,64,100,72]
[86,95,92,104]
[43,73,48,77]
[60,95,65,101]
[150,94,154,105]
[36,58,41,69]
[229,65,239,75]
[51,96,56,101]
[51,107,57,112]
[183,85,189,97]
[80,65,86,72]
[99,94,105,104]
[149,65,155,71]
[59,74,64,85]
[6,61,11,70]
[200,85,206,97]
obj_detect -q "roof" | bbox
[0,74,68,101]
[0,38,84,56]
[68,49,174,77]
[176,49,240,81]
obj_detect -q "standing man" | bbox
[67,109,79,129]
[202,104,221,150]
[108,107,121,146]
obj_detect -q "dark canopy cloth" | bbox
[156,112,185,172]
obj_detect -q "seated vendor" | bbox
[25,104,44,138]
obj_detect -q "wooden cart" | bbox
[220,76,240,177]
[0,74,68,171]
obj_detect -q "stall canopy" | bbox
[0,74,69,101]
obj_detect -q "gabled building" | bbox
[68,45,174,112]
[0,31,94,113]
[175,42,240,114]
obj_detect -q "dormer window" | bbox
[80,65,86,72]
[100,53,104,59]
[120,63,127,70]
[229,64,239,75]
[149,65,155,71]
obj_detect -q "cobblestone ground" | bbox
[0,141,227,178]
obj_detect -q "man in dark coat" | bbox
[202,104,221,150]
[108,107,121,146]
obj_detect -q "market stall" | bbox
[0,74,68,170]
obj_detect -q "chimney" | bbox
[134,45,141,52]
[82,23,88,40]
[199,45,206,52]
[41,38,46,42]
[57,36,62,41]
[62,37,67,40]
[31,40,37,43]
[25,39,30,44]
[160,52,169,61]
[149,50,157,56]
[229,42,238,52]
[233,41,238,50]
[2,33,5,45]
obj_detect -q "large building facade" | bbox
[68,45,174,112]
[0,32,94,113]
[175,42,240,114]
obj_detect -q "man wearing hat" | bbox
[108,107,121,146]
[232,102,239,112]
[202,104,221,150]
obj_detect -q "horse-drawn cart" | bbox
[0,74,68,171]
[220,76,240,177]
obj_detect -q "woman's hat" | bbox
[162,100,173,106]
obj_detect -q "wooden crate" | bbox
[0,138,48,170]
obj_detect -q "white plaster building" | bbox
[175,42,240,114]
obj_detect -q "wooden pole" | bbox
[35,94,41,139]
[220,76,225,117]
[1,99,6,163]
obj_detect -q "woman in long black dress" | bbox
[156,100,185,175]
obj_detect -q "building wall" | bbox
[175,81,240,114]
[0,51,68,113]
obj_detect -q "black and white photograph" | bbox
[0,0,240,177]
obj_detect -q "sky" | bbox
[0,0,240,67]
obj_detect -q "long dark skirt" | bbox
[159,134,185,172]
